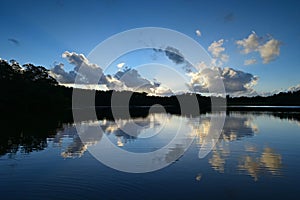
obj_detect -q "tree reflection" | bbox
[0,117,66,157]
[0,110,297,178]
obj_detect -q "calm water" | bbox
[1,111,300,199]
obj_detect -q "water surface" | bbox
[0,111,300,199]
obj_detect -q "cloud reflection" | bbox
[51,112,282,178]
[58,114,167,158]
[238,147,282,181]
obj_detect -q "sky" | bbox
[1,0,299,96]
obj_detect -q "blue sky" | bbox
[1,0,299,95]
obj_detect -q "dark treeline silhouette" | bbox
[1,59,300,120]
[227,92,300,106]
[0,59,71,117]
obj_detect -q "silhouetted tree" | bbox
[23,63,58,86]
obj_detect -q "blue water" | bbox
[0,111,300,199]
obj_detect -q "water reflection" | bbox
[0,118,63,157]
[261,147,282,174]
[193,113,259,143]
[0,111,298,177]
[209,149,226,173]
[58,112,284,178]
[59,122,102,158]
[191,113,283,180]
[239,147,282,181]
[1,111,299,199]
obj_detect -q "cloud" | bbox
[208,39,229,66]
[287,83,300,92]
[261,83,300,96]
[51,51,260,96]
[258,39,281,63]
[236,32,281,64]
[164,46,185,64]
[224,12,235,22]
[153,46,185,64]
[50,51,122,88]
[151,86,173,96]
[188,67,258,94]
[50,51,163,94]
[61,51,105,84]
[8,38,20,46]
[195,29,201,37]
[114,68,158,92]
[49,63,76,83]
[117,62,125,69]
[153,46,193,73]
[244,59,257,66]
[208,39,225,58]
[236,32,259,54]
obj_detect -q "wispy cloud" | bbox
[153,46,193,73]
[244,59,257,66]
[163,46,185,64]
[8,38,20,46]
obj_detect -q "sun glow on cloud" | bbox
[236,31,281,65]
[49,28,283,97]
[49,47,260,96]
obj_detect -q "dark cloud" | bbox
[224,12,235,22]
[61,51,110,85]
[114,68,157,92]
[8,38,20,46]
[50,52,117,86]
[51,51,162,93]
[153,46,194,73]
[50,63,76,83]
[153,46,184,64]
[164,46,185,64]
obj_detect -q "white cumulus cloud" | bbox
[188,67,258,95]
[258,39,281,64]
[236,32,259,54]
[50,51,261,97]
[236,32,281,64]
[208,39,229,66]
[287,84,300,92]
[117,62,125,69]
[50,51,164,94]
[195,29,202,37]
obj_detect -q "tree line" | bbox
[0,59,300,119]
